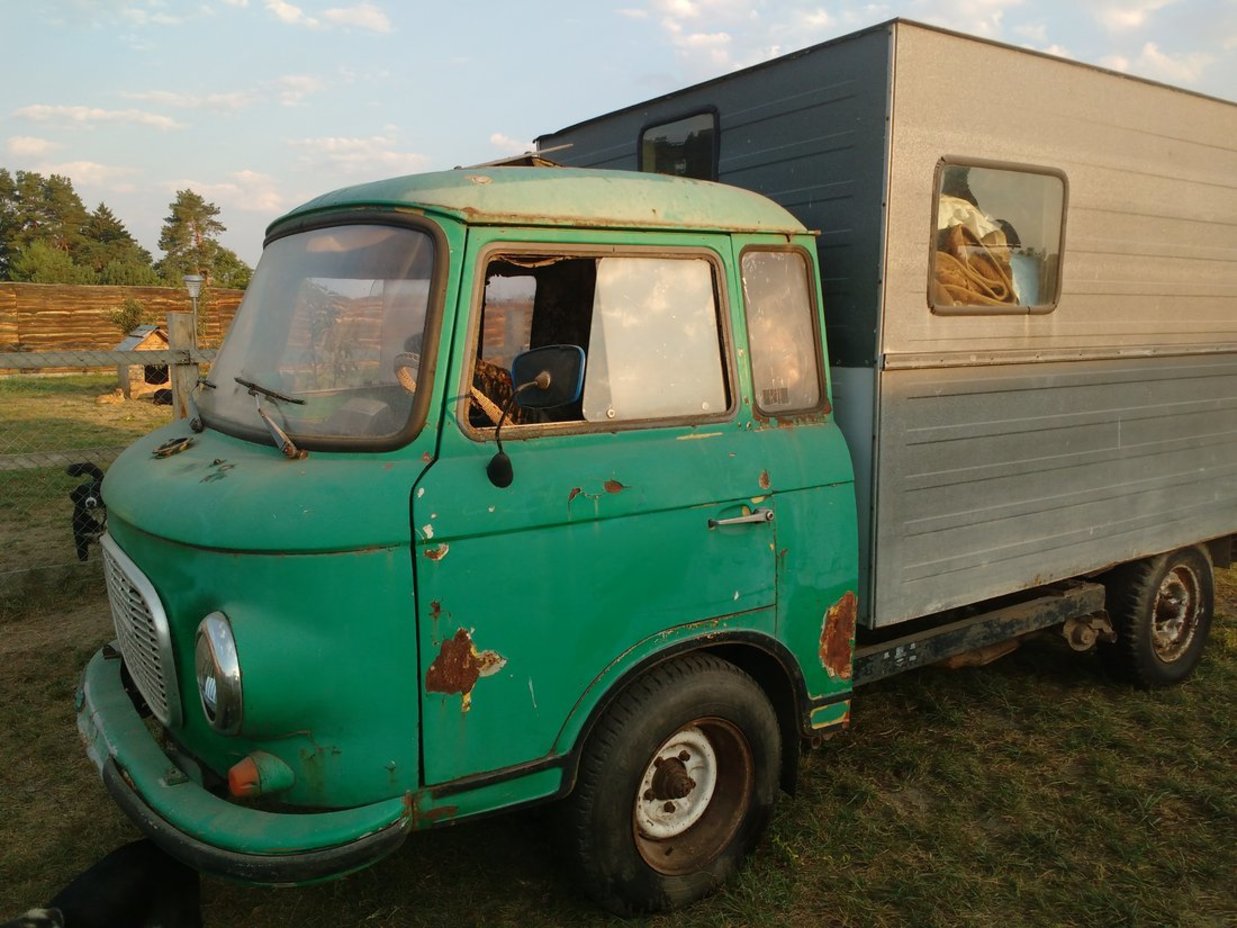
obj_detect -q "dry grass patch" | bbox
[0,569,1233,927]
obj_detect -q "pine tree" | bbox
[80,202,159,283]
[157,188,226,285]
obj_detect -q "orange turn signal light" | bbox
[227,751,295,798]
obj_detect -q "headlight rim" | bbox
[195,611,243,736]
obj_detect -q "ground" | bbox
[0,570,1233,927]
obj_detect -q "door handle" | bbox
[708,507,774,529]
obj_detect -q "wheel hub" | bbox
[635,726,718,840]
[1152,566,1200,661]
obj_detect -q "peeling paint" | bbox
[424,543,450,561]
[676,431,723,441]
[417,487,425,498]
[567,487,582,505]
[759,470,771,490]
[603,479,628,494]
[422,524,434,539]
[820,591,857,680]
[425,628,506,712]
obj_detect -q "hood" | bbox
[102,423,426,553]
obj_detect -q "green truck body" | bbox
[79,168,863,908]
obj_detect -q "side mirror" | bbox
[510,344,585,409]
[486,345,586,488]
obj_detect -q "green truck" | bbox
[78,165,1228,914]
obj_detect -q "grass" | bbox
[0,569,1233,927]
[0,373,171,572]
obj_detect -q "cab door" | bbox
[411,230,779,785]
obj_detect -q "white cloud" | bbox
[908,0,1024,39]
[164,170,288,213]
[6,136,61,158]
[617,8,650,19]
[1094,1,1179,33]
[120,3,185,27]
[272,74,326,105]
[322,3,392,33]
[38,161,138,191]
[490,133,533,155]
[1128,41,1212,85]
[221,0,249,6]
[123,89,259,112]
[14,104,182,131]
[288,135,430,176]
[265,0,318,27]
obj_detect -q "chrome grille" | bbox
[100,534,182,726]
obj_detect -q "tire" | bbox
[1100,546,1215,687]
[564,653,781,915]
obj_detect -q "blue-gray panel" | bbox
[539,26,893,368]
[873,353,1237,625]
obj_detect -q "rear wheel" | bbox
[565,653,781,915]
[1100,546,1214,687]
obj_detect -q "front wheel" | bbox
[564,653,781,915]
[1100,546,1215,687]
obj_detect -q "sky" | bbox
[2,0,1234,268]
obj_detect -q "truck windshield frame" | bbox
[199,216,448,452]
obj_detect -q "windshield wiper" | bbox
[235,377,307,460]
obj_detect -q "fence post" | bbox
[168,311,198,421]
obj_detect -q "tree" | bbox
[211,246,253,289]
[9,240,96,284]
[107,296,154,334]
[157,188,226,284]
[78,202,158,283]
[156,188,252,290]
[0,169,91,280]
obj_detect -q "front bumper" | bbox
[77,645,411,884]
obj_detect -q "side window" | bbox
[639,111,718,180]
[741,250,823,415]
[929,161,1066,313]
[468,253,730,431]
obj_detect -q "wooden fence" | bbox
[0,282,244,352]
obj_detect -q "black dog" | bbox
[1,840,201,928]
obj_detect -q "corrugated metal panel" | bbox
[540,27,894,367]
[872,353,1237,625]
[882,25,1237,359]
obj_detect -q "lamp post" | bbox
[183,274,204,347]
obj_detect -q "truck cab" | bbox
[79,167,858,913]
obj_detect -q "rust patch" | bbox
[819,591,857,680]
[429,600,442,621]
[567,487,582,505]
[822,398,833,415]
[421,451,433,464]
[424,543,450,561]
[403,791,459,830]
[759,470,771,490]
[603,480,628,494]
[424,628,506,712]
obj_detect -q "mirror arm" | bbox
[487,370,551,490]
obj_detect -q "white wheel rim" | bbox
[634,726,718,840]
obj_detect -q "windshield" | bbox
[201,223,435,449]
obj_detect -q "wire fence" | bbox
[0,348,212,594]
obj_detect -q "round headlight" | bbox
[195,612,243,735]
